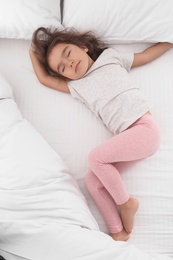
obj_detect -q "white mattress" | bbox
[0,38,173,258]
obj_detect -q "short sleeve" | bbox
[68,80,79,99]
[67,80,86,104]
[117,51,134,72]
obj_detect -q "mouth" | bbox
[75,61,80,72]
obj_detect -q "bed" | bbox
[0,0,173,259]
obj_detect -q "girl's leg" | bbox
[85,114,160,235]
[85,170,130,241]
[85,163,139,240]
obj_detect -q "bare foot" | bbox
[119,197,139,234]
[111,229,130,241]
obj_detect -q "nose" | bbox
[69,60,74,68]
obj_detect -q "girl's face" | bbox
[47,43,94,80]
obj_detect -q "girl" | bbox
[30,27,173,241]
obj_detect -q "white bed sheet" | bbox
[0,38,173,258]
[1,70,172,260]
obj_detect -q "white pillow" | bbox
[0,0,63,39]
[62,0,173,44]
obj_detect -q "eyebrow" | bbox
[57,46,69,72]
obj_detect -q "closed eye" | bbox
[67,50,71,57]
[62,65,65,73]
[58,64,65,73]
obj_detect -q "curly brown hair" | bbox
[32,27,107,78]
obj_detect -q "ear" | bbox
[84,47,88,52]
[80,46,88,52]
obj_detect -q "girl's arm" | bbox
[29,47,70,93]
[132,42,173,68]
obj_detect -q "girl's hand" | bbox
[29,46,70,93]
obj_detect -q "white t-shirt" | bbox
[68,48,151,135]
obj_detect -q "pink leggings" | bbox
[85,114,160,233]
